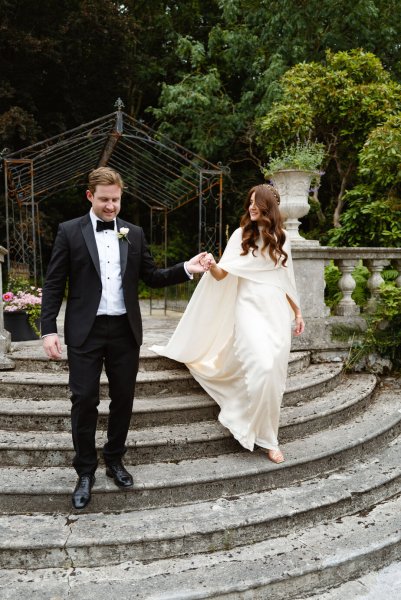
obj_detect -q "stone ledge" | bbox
[0,374,376,441]
[0,492,400,599]
[0,383,400,513]
[0,362,343,404]
[0,435,400,569]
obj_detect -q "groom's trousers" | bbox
[67,314,140,476]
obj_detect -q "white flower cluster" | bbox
[117,227,130,241]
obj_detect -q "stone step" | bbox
[0,394,218,430]
[8,349,185,373]
[8,348,311,376]
[1,382,399,513]
[297,560,401,599]
[0,374,376,433]
[279,373,376,441]
[0,492,400,599]
[0,420,238,467]
[0,434,399,569]
[0,375,377,467]
[0,368,199,398]
[283,362,343,405]
[0,362,343,404]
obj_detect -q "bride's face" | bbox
[249,193,262,223]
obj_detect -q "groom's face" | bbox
[86,184,122,222]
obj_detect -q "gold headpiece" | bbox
[263,184,280,205]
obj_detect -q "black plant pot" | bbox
[3,311,40,341]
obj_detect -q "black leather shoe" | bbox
[72,474,95,509]
[105,462,133,488]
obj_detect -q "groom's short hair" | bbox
[88,167,124,194]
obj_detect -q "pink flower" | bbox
[2,288,41,312]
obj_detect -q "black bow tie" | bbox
[96,220,115,232]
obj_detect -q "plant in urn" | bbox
[262,140,325,244]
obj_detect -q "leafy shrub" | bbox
[347,283,401,372]
[327,186,401,247]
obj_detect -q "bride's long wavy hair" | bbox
[240,184,288,266]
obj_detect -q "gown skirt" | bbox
[151,227,299,453]
[187,277,292,451]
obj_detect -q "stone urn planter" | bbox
[4,311,40,341]
[262,139,325,244]
[270,169,319,243]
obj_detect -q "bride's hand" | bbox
[293,314,305,336]
[200,253,216,269]
[186,252,211,273]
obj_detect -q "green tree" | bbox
[258,50,401,228]
[0,0,222,258]
[0,0,221,147]
[3,1,401,256]
[152,1,401,228]
[327,114,401,246]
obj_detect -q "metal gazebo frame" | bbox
[2,100,226,300]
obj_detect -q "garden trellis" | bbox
[2,99,226,286]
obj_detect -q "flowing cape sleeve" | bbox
[150,228,300,364]
[218,228,300,308]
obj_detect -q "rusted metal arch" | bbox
[2,99,227,285]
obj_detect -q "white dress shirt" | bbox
[42,212,192,337]
[90,210,126,316]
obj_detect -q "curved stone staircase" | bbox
[0,318,400,599]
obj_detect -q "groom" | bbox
[41,166,208,509]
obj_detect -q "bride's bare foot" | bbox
[267,449,285,464]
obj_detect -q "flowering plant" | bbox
[117,227,130,243]
[262,139,325,177]
[2,276,42,336]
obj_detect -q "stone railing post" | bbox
[365,259,389,313]
[290,247,401,353]
[0,247,15,370]
[335,259,360,316]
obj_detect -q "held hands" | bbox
[194,252,227,281]
[186,252,214,274]
[201,253,217,269]
[43,334,63,360]
[201,253,227,281]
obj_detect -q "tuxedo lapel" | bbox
[117,217,128,277]
[81,215,101,280]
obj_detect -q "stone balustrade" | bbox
[1,241,400,356]
[291,245,401,352]
[329,249,401,316]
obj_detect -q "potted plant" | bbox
[261,139,325,242]
[2,276,42,341]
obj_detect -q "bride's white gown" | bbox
[151,227,300,451]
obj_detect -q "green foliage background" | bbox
[2,0,401,261]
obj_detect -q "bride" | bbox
[151,184,305,463]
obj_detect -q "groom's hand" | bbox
[43,334,63,360]
[186,252,212,274]
[202,253,216,267]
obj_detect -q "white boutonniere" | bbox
[117,227,131,243]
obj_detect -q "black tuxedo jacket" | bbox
[41,213,189,347]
